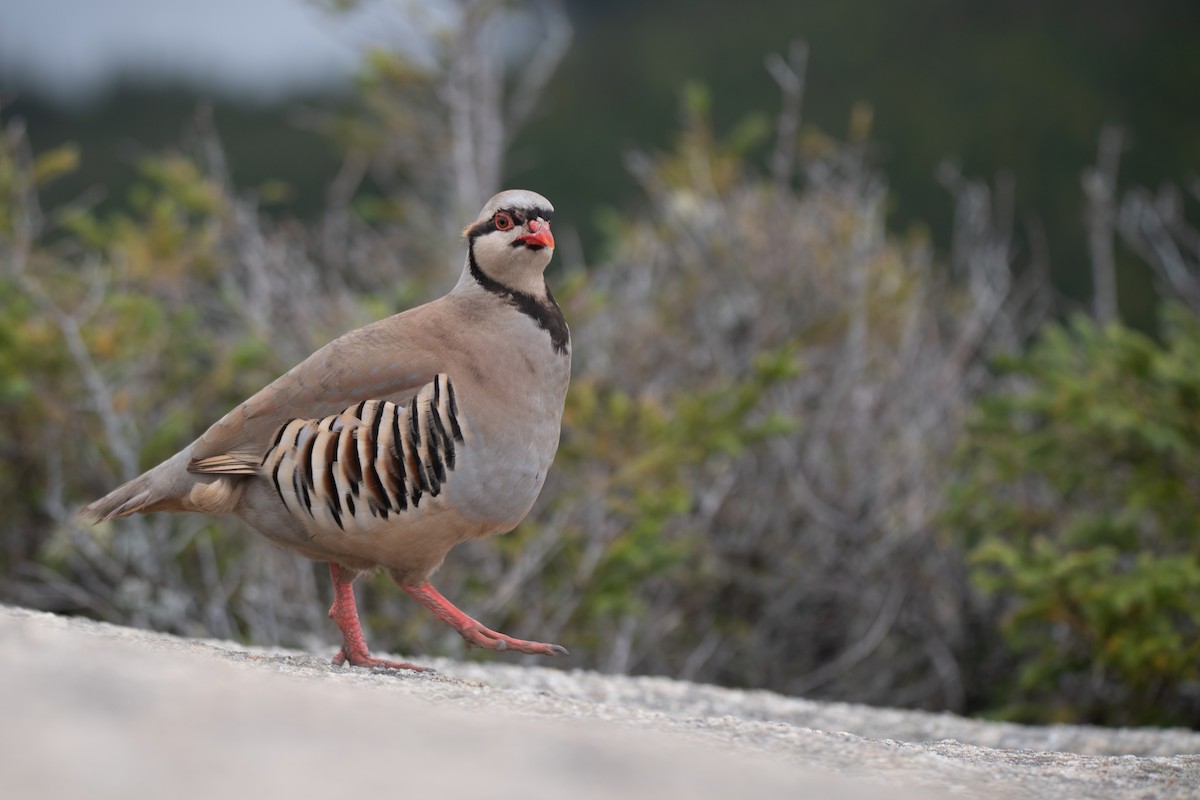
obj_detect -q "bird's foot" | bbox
[331,645,433,673]
[327,562,432,672]
[402,582,569,657]
[456,623,569,656]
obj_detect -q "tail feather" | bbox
[79,482,158,522]
[78,451,194,522]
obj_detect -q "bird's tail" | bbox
[77,453,191,522]
[78,476,158,522]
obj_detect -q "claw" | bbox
[331,642,431,673]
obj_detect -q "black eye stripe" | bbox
[467,206,554,240]
[505,207,554,226]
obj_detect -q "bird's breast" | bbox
[447,349,570,531]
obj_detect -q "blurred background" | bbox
[2,0,1199,728]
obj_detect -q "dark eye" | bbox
[493,212,514,231]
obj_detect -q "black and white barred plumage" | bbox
[262,374,466,530]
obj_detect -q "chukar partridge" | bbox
[81,189,570,670]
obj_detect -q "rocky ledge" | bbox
[2,604,1196,799]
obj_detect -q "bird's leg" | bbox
[401,582,569,657]
[327,563,431,672]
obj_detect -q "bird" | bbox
[80,189,571,671]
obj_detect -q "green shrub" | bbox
[947,310,1200,726]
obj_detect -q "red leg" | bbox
[401,582,569,657]
[327,563,431,672]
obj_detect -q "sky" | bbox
[0,0,433,106]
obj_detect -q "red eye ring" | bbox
[493,212,514,231]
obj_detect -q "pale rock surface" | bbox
[2,605,1197,799]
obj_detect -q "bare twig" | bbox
[765,41,808,190]
[1083,125,1124,324]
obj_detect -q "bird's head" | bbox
[463,189,556,297]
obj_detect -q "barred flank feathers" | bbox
[262,374,465,530]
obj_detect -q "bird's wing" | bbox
[188,310,441,474]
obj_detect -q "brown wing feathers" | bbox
[187,452,262,475]
[252,374,466,530]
